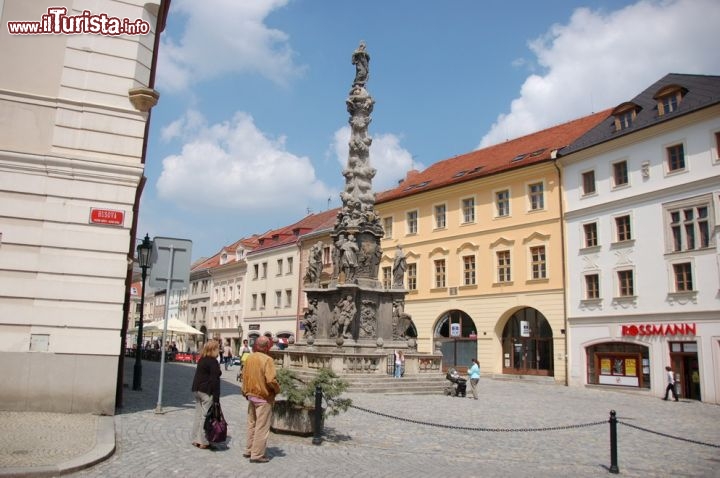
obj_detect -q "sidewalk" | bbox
[1,358,719,477]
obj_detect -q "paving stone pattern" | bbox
[10,359,720,478]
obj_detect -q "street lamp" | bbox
[132,233,153,391]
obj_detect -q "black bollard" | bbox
[609,410,619,474]
[312,385,323,445]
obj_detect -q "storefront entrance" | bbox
[434,309,477,372]
[501,308,553,376]
[670,341,700,400]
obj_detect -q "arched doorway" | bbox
[434,309,478,372]
[501,308,553,376]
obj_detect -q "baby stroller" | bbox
[444,368,467,397]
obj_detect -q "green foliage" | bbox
[276,367,352,417]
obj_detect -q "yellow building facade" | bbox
[375,111,609,383]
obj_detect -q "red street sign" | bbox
[89,208,125,226]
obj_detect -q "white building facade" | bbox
[559,74,720,403]
[0,0,168,413]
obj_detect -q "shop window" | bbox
[501,307,554,376]
[586,342,650,389]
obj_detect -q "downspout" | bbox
[553,153,570,387]
[117,0,171,410]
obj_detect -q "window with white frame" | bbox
[434,204,447,229]
[616,269,634,297]
[665,197,713,252]
[382,266,391,289]
[585,273,600,299]
[530,246,547,279]
[323,246,331,266]
[496,250,511,283]
[583,222,598,248]
[495,189,510,217]
[277,259,283,275]
[261,262,267,278]
[406,210,418,234]
[275,290,282,308]
[461,197,475,224]
[614,215,632,242]
[666,143,685,172]
[287,257,293,274]
[260,293,266,309]
[528,182,544,210]
[672,263,693,292]
[582,170,596,196]
[251,294,257,310]
[253,264,259,279]
[383,217,393,239]
[407,263,417,290]
[462,255,476,285]
[612,160,629,188]
[434,259,446,288]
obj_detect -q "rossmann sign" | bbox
[621,323,696,337]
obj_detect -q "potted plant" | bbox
[272,367,352,436]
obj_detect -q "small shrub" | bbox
[276,367,351,417]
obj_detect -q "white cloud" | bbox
[331,126,423,193]
[480,0,720,148]
[156,0,304,92]
[156,110,333,213]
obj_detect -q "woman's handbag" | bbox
[204,401,228,443]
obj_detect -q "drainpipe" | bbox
[553,154,569,387]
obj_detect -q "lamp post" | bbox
[132,233,153,391]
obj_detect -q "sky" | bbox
[139,0,720,261]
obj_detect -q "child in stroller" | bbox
[444,368,467,397]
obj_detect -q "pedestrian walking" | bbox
[241,335,280,463]
[663,365,679,401]
[190,340,222,449]
[394,350,404,378]
[223,341,232,371]
[468,358,480,399]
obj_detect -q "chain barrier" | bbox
[618,420,720,449]
[326,395,719,447]
[326,395,605,432]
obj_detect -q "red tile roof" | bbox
[251,208,340,253]
[376,109,612,203]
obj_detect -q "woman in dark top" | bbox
[191,339,221,449]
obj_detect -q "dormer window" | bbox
[654,84,686,116]
[612,102,640,132]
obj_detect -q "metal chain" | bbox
[618,420,720,449]
[326,396,719,445]
[334,398,605,432]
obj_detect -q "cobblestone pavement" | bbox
[2,358,719,478]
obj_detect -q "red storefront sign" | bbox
[89,208,124,226]
[621,323,696,337]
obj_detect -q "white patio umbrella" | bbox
[143,318,203,335]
